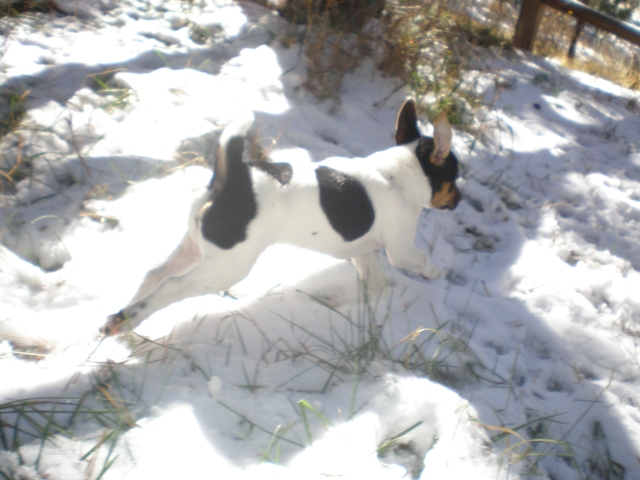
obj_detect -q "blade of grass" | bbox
[217,400,304,448]
[298,399,332,445]
[376,421,424,455]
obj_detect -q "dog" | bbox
[101,99,461,335]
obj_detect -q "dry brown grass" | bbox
[0,0,54,17]
[378,1,509,121]
[276,0,385,101]
[302,21,374,101]
[564,49,640,90]
[295,0,512,123]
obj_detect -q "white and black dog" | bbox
[101,99,461,335]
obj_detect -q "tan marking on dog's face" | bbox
[430,181,461,210]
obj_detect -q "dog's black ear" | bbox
[394,99,421,145]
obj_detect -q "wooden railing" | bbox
[513,0,640,51]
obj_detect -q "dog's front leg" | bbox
[384,242,442,281]
[351,252,388,292]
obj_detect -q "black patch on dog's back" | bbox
[202,136,257,249]
[253,161,293,186]
[316,166,374,241]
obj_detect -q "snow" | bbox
[1,0,640,479]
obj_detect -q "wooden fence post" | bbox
[513,0,545,51]
[544,0,640,46]
[513,0,640,52]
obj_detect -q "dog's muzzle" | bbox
[444,187,462,210]
[431,184,462,210]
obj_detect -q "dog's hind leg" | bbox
[101,244,264,335]
[128,229,203,305]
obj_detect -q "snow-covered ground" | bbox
[2,1,640,478]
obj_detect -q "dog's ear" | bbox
[430,113,452,166]
[394,99,421,145]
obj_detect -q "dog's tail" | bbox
[211,112,255,196]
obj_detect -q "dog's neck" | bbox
[369,141,433,209]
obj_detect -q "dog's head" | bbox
[394,99,462,210]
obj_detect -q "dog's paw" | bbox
[420,265,442,280]
[100,310,127,336]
